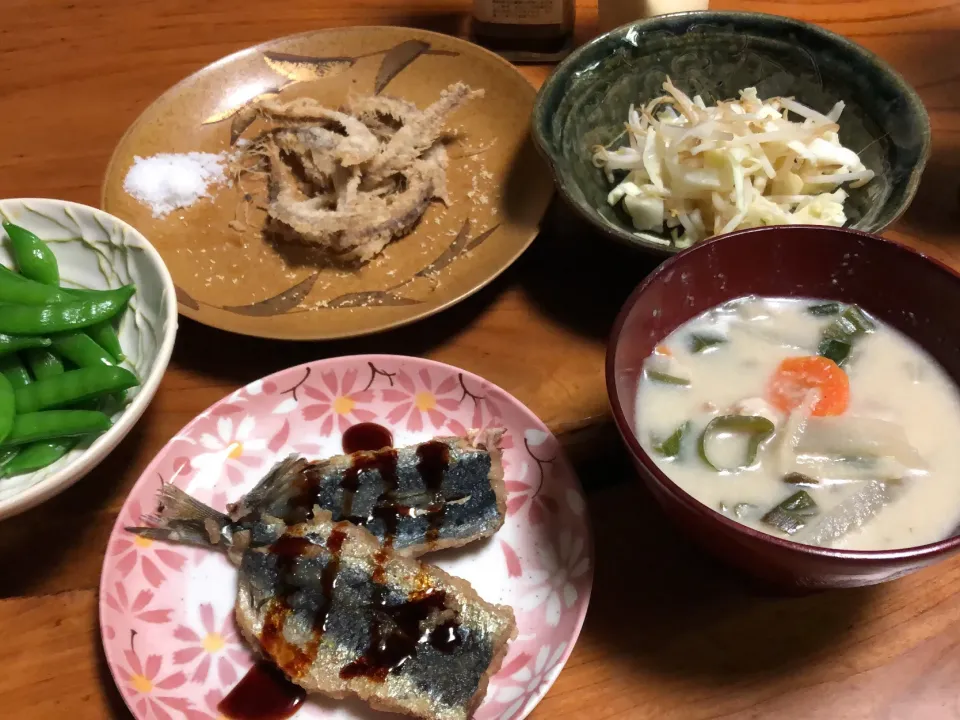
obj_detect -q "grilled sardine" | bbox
[238,514,515,720]
[130,502,516,720]
[136,429,506,557]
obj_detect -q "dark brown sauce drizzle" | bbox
[217,661,306,720]
[342,422,394,454]
[336,437,461,683]
[297,425,455,547]
[318,526,347,633]
[223,524,353,720]
[416,441,450,547]
[220,540,312,719]
[341,448,399,520]
[430,620,462,652]
[258,536,315,679]
[338,422,397,522]
[269,534,314,559]
[284,423,394,521]
[221,530,344,719]
[339,588,463,681]
[338,428,454,551]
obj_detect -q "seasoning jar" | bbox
[598,0,710,33]
[471,0,576,62]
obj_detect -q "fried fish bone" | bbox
[239,82,484,265]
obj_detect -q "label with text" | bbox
[474,0,565,25]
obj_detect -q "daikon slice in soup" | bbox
[634,296,960,550]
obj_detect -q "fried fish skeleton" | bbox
[237,82,484,264]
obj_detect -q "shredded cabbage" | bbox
[592,80,874,247]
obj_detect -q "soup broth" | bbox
[634,296,960,550]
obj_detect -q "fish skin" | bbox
[229,429,506,556]
[132,500,517,720]
[131,430,505,558]
[236,513,516,720]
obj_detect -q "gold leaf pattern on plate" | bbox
[201,87,284,125]
[375,40,431,95]
[465,223,500,251]
[415,220,501,278]
[174,285,201,311]
[324,289,421,309]
[263,52,355,83]
[230,106,259,145]
[416,218,472,277]
[220,273,319,316]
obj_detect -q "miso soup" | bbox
[634,296,960,550]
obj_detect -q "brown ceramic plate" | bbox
[102,26,552,340]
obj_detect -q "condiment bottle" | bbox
[598,0,710,33]
[471,0,576,62]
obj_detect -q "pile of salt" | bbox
[123,152,230,218]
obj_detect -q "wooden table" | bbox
[1,0,959,717]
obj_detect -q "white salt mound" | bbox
[123,152,230,218]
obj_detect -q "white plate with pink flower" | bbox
[100,355,593,720]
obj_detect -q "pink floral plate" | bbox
[100,355,593,720]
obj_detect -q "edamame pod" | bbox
[0,410,112,447]
[86,322,125,363]
[50,332,115,368]
[2,222,60,285]
[0,334,51,357]
[0,374,14,444]
[0,286,134,334]
[23,348,64,381]
[0,438,78,477]
[0,448,19,472]
[15,366,139,413]
[0,355,32,389]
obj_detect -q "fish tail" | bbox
[127,482,233,550]
[468,426,505,450]
[227,455,310,520]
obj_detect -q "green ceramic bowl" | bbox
[532,11,931,255]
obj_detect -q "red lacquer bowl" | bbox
[606,225,960,589]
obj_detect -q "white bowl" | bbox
[0,198,177,520]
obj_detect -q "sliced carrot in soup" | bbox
[766,356,850,417]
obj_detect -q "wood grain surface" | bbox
[0,1,959,718]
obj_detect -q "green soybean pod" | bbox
[50,332,115,368]
[0,286,134,335]
[0,259,130,364]
[14,366,139,414]
[0,270,69,305]
[85,322,125,363]
[0,438,78,477]
[0,354,32,389]
[0,373,14,444]
[61,288,127,363]
[2,221,59,285]
[0,410,112,448]
[23,348,65,381]
[0,334,52,358]
[0,448,19,472]
[0,265,134,311]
